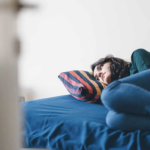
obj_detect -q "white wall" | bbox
[18,0,150,100]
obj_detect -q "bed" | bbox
[20,94,150,150]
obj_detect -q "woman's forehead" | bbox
[97,62,111,68]
[104,62,111,66]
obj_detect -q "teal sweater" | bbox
[130,49,150,75]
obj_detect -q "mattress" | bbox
[20,94,150,150]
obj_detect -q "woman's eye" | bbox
[100,65,103,69]
[97,65,103,70]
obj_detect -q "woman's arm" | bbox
[130,49,150,75]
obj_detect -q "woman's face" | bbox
[94,62,112,85]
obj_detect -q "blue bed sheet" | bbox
[20,95,150,150]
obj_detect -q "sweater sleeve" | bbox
[130,49,150,75]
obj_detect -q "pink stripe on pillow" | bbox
[76,93,92,101]
[72,95,86,100]
[60,73,84,87]
[63,83,82,94]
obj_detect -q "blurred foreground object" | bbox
[0,0,37,150]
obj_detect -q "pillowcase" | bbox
[58,70,107,104]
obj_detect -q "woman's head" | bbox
[91,55,131,85]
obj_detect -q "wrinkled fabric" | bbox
[101,69,150,131]
[21,95,150,150]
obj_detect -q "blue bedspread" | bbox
[20,95,150,150]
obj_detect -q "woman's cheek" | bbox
[107,74,112,84]
[106,74,111,83]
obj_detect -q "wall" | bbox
[18,0,150,100]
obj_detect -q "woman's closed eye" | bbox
[97,64,103,70]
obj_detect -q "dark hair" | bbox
[91,55,132,83]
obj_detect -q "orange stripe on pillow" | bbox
[60,73,84,87]
[69,71,93,94]
[79,71,101,95]
[101,82,107,88]
[89,72,93,75]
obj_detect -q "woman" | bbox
[91,54,131,86]
[91,48,150,131]
[91,48,150,86]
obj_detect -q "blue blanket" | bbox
[20,95,150,150]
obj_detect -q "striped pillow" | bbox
[58,70,107,104]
